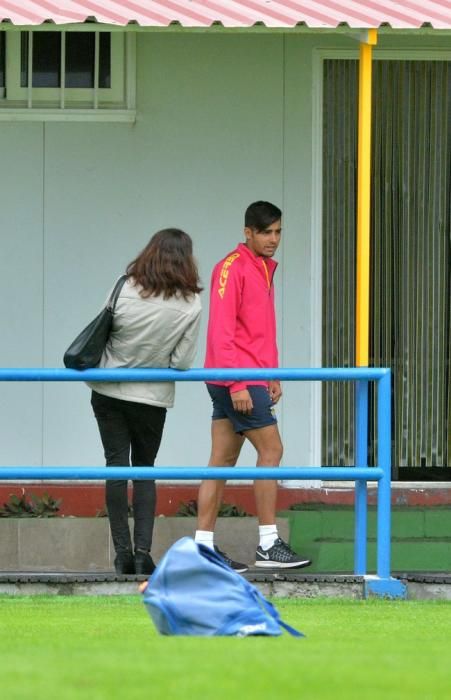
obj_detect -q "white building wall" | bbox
[0,124,44,466]
[0,31,389,473]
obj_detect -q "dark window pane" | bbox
[99,33,111,89]
[20,31,111,92]
[65,32,111,88]
[0,33,5,88]
[20,33,27,87]
[66,32,94,88]
[21,32,61,87]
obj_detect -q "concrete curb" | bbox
[1,572,450,599]
[0,517,288,572]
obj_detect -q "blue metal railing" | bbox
[0,367,392,582]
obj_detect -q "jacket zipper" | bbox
[261,259,271,294]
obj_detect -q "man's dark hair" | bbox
[245,201,282,232]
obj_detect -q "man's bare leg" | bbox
[196,418,245,531]
[244,424,283,525]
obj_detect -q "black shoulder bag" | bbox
[63,275,127,370]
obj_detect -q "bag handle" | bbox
[106,275,128,313]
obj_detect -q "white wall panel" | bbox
[42,33,287,469]
[0,124,44,466]
[42,121,141,467]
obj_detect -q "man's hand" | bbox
[231,389,253,414]
[269,380,282,404]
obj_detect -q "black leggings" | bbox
[91,391,167,554]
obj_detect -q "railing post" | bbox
[354,380,368,574]
[364,369,405,597]
[377,371,391,579]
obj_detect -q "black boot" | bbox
[134,549,156,575]
[106,481,133,568]
[114,550,135,575]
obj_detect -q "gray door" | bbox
[322,59,450,476]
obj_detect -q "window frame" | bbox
[0,28,135,122]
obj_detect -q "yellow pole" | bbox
[356,29,377,367]
[354,30,378,577]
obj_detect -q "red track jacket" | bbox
[204,242,279,394]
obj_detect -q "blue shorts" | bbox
[206,384,277,434]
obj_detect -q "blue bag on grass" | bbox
[141,536,304,637]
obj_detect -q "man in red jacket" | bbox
[195,201,311,573]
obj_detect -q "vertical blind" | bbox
[322,59,450,473]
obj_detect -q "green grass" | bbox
[1,596,450,699]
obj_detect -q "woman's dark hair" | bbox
[126,228,202,300]
[245,201,282,232]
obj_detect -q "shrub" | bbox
[0,490,62,518]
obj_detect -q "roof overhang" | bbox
[1,1,451,32]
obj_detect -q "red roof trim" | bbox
[0,1,450,29]
[28,0,87,22]
[65,0,131,24]
[1,0,45,23]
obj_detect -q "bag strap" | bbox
[106,275,128,313]
[275,618,304,638]
[251,586,304,638]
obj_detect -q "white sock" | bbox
[259,525,278,551]
[194,530,215,550]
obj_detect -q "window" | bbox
[0,29,135,120]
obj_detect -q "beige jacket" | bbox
[87,277,202,407]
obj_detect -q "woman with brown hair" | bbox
[88,229,202,575]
